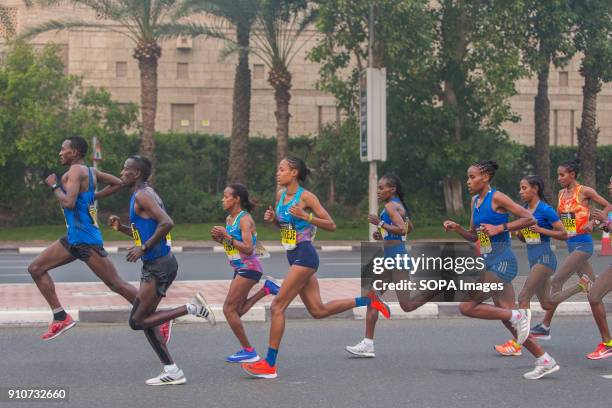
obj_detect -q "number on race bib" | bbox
[223,241,241,261]
[521,227,541,244]
[477,229,492,254]
[560,212,577,236]
[130,223,142,246]
[88,205,99,228]
[280,223,297,250]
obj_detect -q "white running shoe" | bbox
[192,292,216,326]
[145,369,187,386]
[523,359,560,380]
[345,339,375,358]
[514,309,531,345]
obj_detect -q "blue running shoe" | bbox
[530,323,551,340]
[226,348,261,363]
[264,278,280,296]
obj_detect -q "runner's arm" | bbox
[491,192,536,233]
[232,215,255,255]
[50,166,81,209]
[297,191,336,232]
[536,220,568,240]
[382,201,407,236]
[94,169,124,200]
[135,191,174,251]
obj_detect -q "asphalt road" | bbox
[0,247,611,284]
[1,317,611,408]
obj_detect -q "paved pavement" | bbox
[1,318,611,408]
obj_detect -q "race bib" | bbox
[280,223,297,250]
[165,232,172,248]
[223,241,240,261]
[521,227,541,244]
[130,223,142,246]
[560,212,577,236]
[378,226,389,239]
[477,229,492,254]
[88,204,99,228]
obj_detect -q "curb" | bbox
[2,302,611,326]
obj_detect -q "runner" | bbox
[27,136,154,341]
[585,176,612,360]
[346,174,434,357]
[241,156,389,379]
[530,159,610,339]
[443,160,560,379]
[210,183,280,363]
[494,175,568,357]
[108,155,215,385]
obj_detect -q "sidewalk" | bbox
[1,277,610,326]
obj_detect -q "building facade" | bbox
[1,1,611,145]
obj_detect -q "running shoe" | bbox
[242,359,278,379]
[263,277,281,295]
[523,359,560,380]
[513,309,531,345]
[367,290,391,319]
[578,275,593,293]
[42,314,77,341]
[145,369,186,386]
[586,342,612,360]
[494,339,522,356]
[345,339,375,358]
[530,323,551,340]
[160,320,173,345]
[193,292,216,326]
[226,348,261,363]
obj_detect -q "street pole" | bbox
[368,3,378,241]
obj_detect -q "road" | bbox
[1,317,610,408]
[0,247,610,284]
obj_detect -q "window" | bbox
[253,64,265,80]
[0,7,18,38]
[177,63,189,80]
[171,104,195,132]
[559,71,569,87]
[116,61,127,78]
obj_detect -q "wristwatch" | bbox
[140,243,147,253]
[377,220,385,228]
[502,223,509,232]
[51,183,60,191]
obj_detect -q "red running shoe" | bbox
[42,314,77,341]
[242,359,278,379]
[586,342,612,360]
[367,290,391,319]
[160,320,173,345]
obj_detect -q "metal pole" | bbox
[368,3,378,241]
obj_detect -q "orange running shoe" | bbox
[42,314,77,341]
[494,339,522,356]
[586,342,612,360]
[242,359,278,379]
[578,275,592,293]
[160,320,173,345]
[367,290,391,319]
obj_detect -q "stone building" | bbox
[1,1,611,145]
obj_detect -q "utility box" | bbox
[359,68,387,162]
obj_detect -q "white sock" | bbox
[164,364,179,373]
[536,352,553,365]
[52,307,64,314]
[186,303,196,315]
[509,310,521,324]
[540,323,550,330]
[363,338,374,346]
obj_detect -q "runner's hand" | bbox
[592,209,608,224]
[480,223,503,236]
[45,173,58,187]
[264,206,275,223]
[368,214,381,226]
[288,204,307,220]
[108,215,121,231]
[126,246,143,262]
[373,231,383,240]
[443,220,459,232]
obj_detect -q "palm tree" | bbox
[180,0,259,184]
[250,0,316,163]
[21,0,193,168]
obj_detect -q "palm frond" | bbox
[19,20,138,43]
[155,21,230,42]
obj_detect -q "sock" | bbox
[186,303,196,315]
[355,297,372,307]
[604,339,612,347]
[52,308,67,321]
[363,338,374,346]
[244,346,255,353]
[536,352,552,365]
[509,310,521,324]
[164,363,179,373]
[540,323,550,330]
[265,347,278,367]
[264,287,271,296]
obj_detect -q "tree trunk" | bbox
[269,64,292,163]
[227,23,251,184]
[328,174,336,206]
[443,176,464,215]
[577,70,600,188]
[534,56,552,201]
[134,41,161,174]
